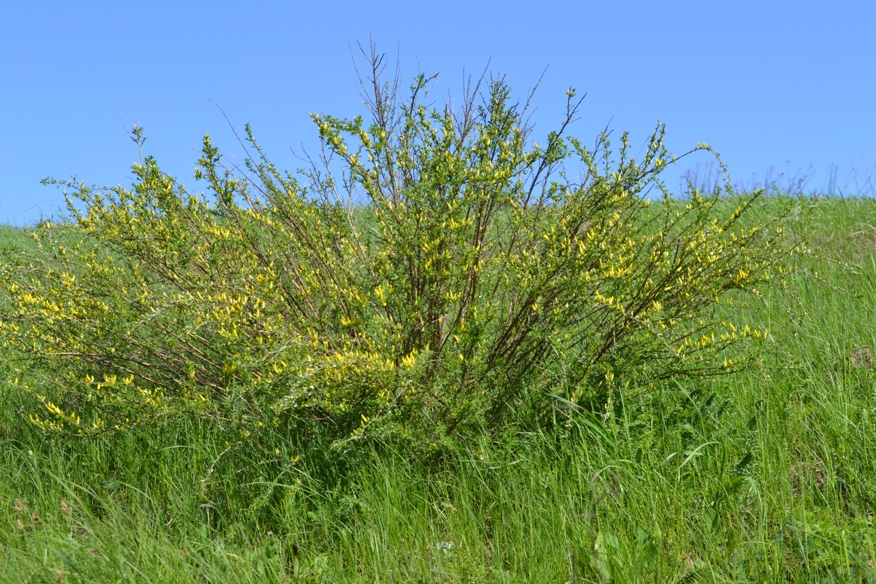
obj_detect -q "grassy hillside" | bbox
[2,196,876,582]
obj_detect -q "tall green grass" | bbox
[2,196,876,582]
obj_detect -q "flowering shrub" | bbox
[0,53,792,450]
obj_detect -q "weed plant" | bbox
[0,49,787,456]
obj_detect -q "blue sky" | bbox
[1,0,874,225]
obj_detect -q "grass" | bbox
[2,195,876,582]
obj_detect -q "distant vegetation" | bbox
[2,49,873,581]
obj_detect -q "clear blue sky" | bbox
[2,0,874,225]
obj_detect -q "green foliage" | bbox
[2,196,876,581]
[0,52,791,452]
